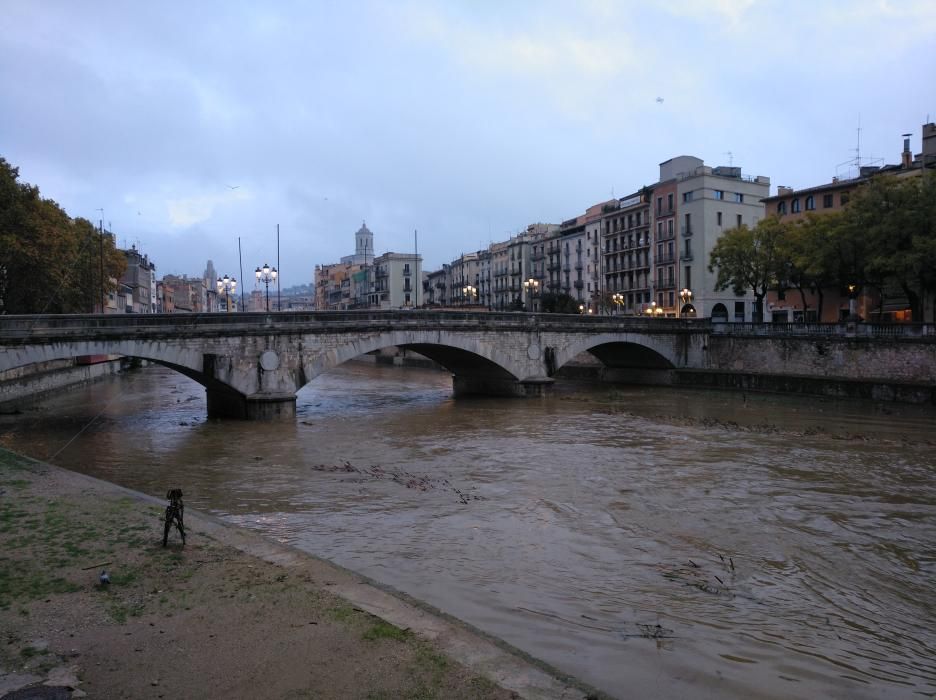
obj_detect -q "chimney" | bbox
[902,133,913,169]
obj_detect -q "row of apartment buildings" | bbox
[423,155,771,320]
[419,123,935,322]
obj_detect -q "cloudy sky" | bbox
[2,1,934,287]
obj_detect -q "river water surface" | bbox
[2,363,935,699]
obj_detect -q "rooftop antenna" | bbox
[723,151,733,167]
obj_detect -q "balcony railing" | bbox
[680,251,693,262]
[681,225,693,237]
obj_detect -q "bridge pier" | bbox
[206,388,297,420]
[452,375,554,398]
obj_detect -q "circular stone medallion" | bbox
[527,342,542,360]
[259,350,280,371]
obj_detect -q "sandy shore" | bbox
[0,449,592,700]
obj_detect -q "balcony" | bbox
[680,251,694,262]
[656,253,676,265]
[547,262,561,272]
[573,280,584,289]
[656,279,677,290]
[681,225,693,237]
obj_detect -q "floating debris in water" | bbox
[309,461,485,505]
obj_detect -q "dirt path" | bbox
[0,450,589,700]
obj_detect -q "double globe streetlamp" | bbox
[523,277,539,312]
[611,292,624,315]
[255,263,277,312]
[216,274,237,312]
[462,284,477,306]
[679,288,693,317]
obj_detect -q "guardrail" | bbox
[2,312,932,341]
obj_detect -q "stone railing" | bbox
[710,322,936,340]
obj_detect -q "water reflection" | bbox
[1,362,935,699]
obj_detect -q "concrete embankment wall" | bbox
[556,336,936,404]
[0,357,128,409]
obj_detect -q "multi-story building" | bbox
[160,275,208,313]
[664,156,771,320]
[119,246,156,313]
[371,251,422,309]
[477,249,493,309]
[490,241,510,310]
[602,193,652,315]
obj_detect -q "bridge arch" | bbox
[0,338,249,400]
[300,329,525,388]
[551,332,679,372]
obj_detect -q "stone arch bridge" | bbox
[0,311,710,419]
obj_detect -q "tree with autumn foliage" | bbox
[0,157,125,314]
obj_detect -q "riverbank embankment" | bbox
[0,449,590,700]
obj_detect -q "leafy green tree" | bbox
[708,216,788,322]
[782,212,848,321]
[843,171,936,322]
[539,292,580,313]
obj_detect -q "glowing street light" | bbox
[255,263,277,312]
[462,284,477,305]
[612,292,624,315]
[216,274,237,312]
[523,277,539,312]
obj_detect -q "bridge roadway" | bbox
[3,312,934,417]
[0,311,709,418]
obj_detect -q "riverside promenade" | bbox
[0,449,589,700]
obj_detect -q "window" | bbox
[777,201,786,215]
[791,198,801,213]
[657,222,663,240]
[668,220,674,236]
[737,214,742,227]
[403,263,410,274]
[684,266,691,289]
[656,196,662,214]
[667,193,674,212]
[714,190,724,200]
[717,211,723,226]
[683,191,694,203]
[734,301,745,322]
[823,193,834,208]
[805,195,815,211]
[734,193,744,203]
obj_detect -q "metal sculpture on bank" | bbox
[163,488,186,547]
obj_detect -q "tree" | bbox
[844,171,936,322]
[0,156,125,314]
[708,216,788,322]
[538,292,580,314]
[783,212,847,321]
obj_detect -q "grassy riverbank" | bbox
[0,449,546,699]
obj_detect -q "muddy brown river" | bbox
[1,362,934,699]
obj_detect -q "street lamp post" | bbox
[611,292,624,315]
[679,288,693,317]
[523,277,539,312]
[462,284,477,306]
[847,283,859,322]
[216,274,237,312]
[255,263,278,312]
